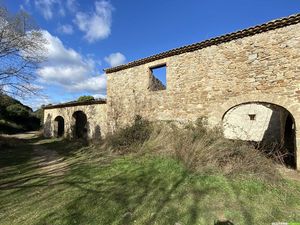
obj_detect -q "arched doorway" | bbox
[72,111,88,138]
[284,114,296,168]
[54,116,64,137]
[222,102,296,168]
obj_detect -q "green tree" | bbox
[77,96,95,102]
[33,107,44,125]
[6,104,29,118]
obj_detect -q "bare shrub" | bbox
[103,116,280,181]
[140,118,279,181]
[105,115,152,153]
[255,141,291,167]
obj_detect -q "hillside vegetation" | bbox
[0,94,41,134]
[0,118,300,225]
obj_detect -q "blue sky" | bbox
[2,0,300,109]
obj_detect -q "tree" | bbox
[77,95,95,102]
[0,7,47,97]
[6,103,29,118]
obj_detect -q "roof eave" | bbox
[104,13,300,74]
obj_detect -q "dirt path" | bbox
[32,144,68,176]
[2,131,41,139]
[3,132,69,176]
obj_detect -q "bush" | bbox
[106,115,152,152]
[103,117,280,181]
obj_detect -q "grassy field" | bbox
[0,132,300,225]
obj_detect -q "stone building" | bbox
[44,100,107,139]
[44,14,300,169]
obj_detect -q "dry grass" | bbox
[104,117,280,182]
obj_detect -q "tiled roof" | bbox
[105,13,300,74]
[43,99,106,109]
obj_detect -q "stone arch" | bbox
[223,102,296,168]
[72,111,88,139]
[210,93,299,169]
[211,94,299,125]
[54,116,64,137]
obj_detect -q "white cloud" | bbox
[66,0,77,12]
[34,0,55,20]
[37,31,105,94]
[57,24,74,34]
[93,93,106,99]
[22,95,51,110]
[68,75,106,93]
[74,0,113,43]
[34,0,64,20]
[104,52,126,67]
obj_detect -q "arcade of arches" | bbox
[43,102,107,141]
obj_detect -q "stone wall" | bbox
[149,72,166,91]
[43,103,107,139]
[106,23,300,168]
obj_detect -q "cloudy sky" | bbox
[2,0,300,109]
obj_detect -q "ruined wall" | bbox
[107,23,300,127]
[149,73,166,91]
[43,103,107,139]
[107,23,300,167]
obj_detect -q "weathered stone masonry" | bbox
[44,100,107,139]
[44,14,300,169]
[105,14,300,169]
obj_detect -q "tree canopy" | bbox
[77,95,95,102]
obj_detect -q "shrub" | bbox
[105,115,152,152]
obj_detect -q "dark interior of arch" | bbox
[260,105,296,169]
[284,114,296,168]
[73,111,87,139]
[54,116,64,137]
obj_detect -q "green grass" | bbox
[0,137,300,225]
